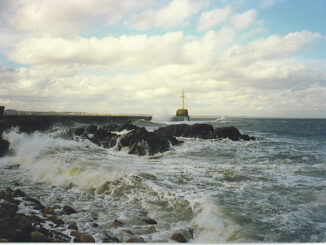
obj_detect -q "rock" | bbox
[28,215,43,224]
[89,128,118,148]
[33,204,45,210]
[8,199,20,205]
[103,235,120,243]
[48,216,64,226]
[6,228,30,242]
[73,127,85,136]
[12,189,26,197]
[70,231,82,237]
[143,218,157,225]
[63,205,77,215]
[0,202,18,217]
[171,233,187,243]
[42,207,55,215]
[24,197,41,205]
[183,123,215,139]
[0,138,9,157]
[0,238,8,242]
[13,215,33,232]
[91,223,99,228]
[86,125,97,134]
[113,219,124,227]
[122,229,134,235]
[214,127,242,141]
[30,231,50,242]
[68,222,78,230]
[119,128,171,156]
[154,124,191,138]
[79,234,95,243]
[126,237,145,243]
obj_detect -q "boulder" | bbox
[142,218,157,225]
[30,231,50,242]
[214,127,255,141]
[183,123,215,139]
[0,138,9,157]
[79,234,95,243]
[171,233,187,243]
[0,202,18,217]
[126,237,145,243]
[68,222,78,230]
[42,207,55,215]
[89,127,118,148]
[154,124,191,138]
[63,205,77,215]
[85,125,97,134]
[118,128,171,156]
[12,189,26,197]
[113,219,124,227]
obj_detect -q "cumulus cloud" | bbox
[125,0,209,30]
[231,9,257,30]
[197,6,231,31]
[8,0,152,36]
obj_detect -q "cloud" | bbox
[125,0,209,30]
[231,9,257,30]
[197,6,231,31]
[8,0,152,36]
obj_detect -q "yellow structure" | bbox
[175,90,189,120]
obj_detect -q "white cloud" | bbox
[125,0,209,30]
[231,9,257,30]
[9,0,152,36]
[197,6,231,31]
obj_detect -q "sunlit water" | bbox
[1,118,326,242]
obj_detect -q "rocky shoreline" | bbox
[0,187,191,243]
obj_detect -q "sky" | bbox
[0,0,326,118]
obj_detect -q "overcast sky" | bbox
[0,0,325,117]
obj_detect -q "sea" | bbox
[1,117,326,243]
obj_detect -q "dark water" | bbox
[0,117,325,242]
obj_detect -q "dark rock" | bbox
[183,123,215,139]
[48,216,64,226]
[0,202,18,217]
[68,222,78,230]
[91,223,99,228]
[154,124,191,138]
[86,125,97,134]
[28,215,43,224]
[0,138,9,157]
[6,228,30,242]
[8,199,20,205]
[214,127,242,141]
[70,231,82,237]
[52,230,70,242]
[13,189,26,197]
[103,235,120,243]
[0,238,8,242]
[250,136,256,141]
[113,219,124,227]
[34,204,45,210]
[79,234,95,243]
[24,197,41,205]
[171,233,187,243]
[13,215,33,232]
[119,128,170,156]
[42,207,55,215]
[73,127,85,136]
[118,123,139,131]
[30,231,50,242]
[126,237,145,243]
[240,134,250,141]
[143,218,157,225]
[63,205,77,215]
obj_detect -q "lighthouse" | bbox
[175,89,189,121]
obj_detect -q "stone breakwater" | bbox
[0,187,191,243]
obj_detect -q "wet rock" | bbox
[183,123,215,139]
[89,128,118,148]
[24,197,41,205]
[68,222,78,230]
[79,234,95,243]
[171,233,187,243]
[34,204,45,210]
[91,223,99,228]
[0,238,8,242]
[12,189,26,197]
[28,215,43,224]
[143,218,157,225]
[6,228,30,242]
[0,202,18,217]
[73,127,85,136]
[70,231,82,237]
[48,216,64,226]
[8,199,20,205]
[214,126,254,141]
[42,207,55,215]
[86,125,97,134]
[122,229,134,235]
[113,219,124,227]
[119,127,171,156]
[0,138,9,157]
[13,215,33,232]
[103,236,120,243]
[126,237,145,243]
[30,231,50,242]
[63,205,77,215]
[52,230,70,242]
[154,124,191,138]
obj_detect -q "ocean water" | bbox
[1,117,326,242]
